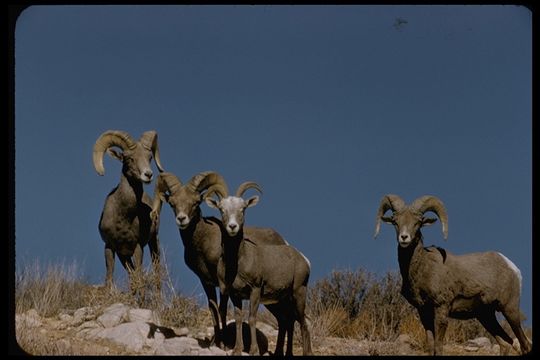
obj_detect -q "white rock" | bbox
[97,303,130,328]
[464,346,479,352]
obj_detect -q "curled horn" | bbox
[235,182,262,197]
[411,195,448,240]
[187,172,229,197]
[93,130,137,176]
[374,194,406,238]
[151,172,182,219]
[204,183,229,201]
[139,131,164,172]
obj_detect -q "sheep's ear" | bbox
[205,197,219,209]
[246,196,259,208]
[381,216,394,224]
[107,148,123,162]
[422,217,438,226]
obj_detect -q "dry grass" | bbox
[15,257,210,329]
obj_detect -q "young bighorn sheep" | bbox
[93,130,164,292]
[206,182,313,356]
[374,194,532,355]
[151,172,287,350]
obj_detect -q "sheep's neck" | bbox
[397,234,425,288]
[116,173,145,214]
[221,230,243,285]
[179,208,204,246]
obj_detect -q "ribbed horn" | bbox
[374,194,406,238]
[235,182,262,197]
[93,130,136,176]
[187,172,229,196]
[204,183,229,200]
[139,130,164,172]
[151,172,182,217]
[411,195,448,240]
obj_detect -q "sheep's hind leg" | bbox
[293,286,312,355]
[500,305,532,354]
[476,310,514,355]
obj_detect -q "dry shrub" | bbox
[306,267,514,347]
[353,271,414,341]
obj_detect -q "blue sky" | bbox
[14,5,532,325]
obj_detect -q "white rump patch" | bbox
[498,252,522,292]
[299,251,311,270]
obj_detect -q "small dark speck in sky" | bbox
[393,17,408,31]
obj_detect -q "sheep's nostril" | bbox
[401,235,409,241]
[229,224,237,230]
[144,170,153,179]
[177,215,187,223]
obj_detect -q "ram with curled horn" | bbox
[373,194,531,355]
[150,172,287,351]
[93,130,165,299]
[205,181,313,356]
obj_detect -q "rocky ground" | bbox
[14,305,511,356]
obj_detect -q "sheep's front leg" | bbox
[104,245,115,288]
[418,306,435,355]
[433,306,449,355]
[218,291,229,349]
[248,287,261,355]
[231,296,244,355]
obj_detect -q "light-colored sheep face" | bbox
[166,188,201,230]
[111,144,155,184]
[206,196,259,237]
[383,209,437,248]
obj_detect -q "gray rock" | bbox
[98,321,150,352]
[199,348,213,355]
[128,308,156,323]
[465,345,480,352]
[72,307,98,326]
[209,346,227,356]
[174,327,190,336]
[155,337,201,355]
[97,303,130,328]
[397,334,412,345]
[257,322,279,338]
[466,336,491,348]
[77,320,101,330]
[58,313,73,322]
[16,311,42,328]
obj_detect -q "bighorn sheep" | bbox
[206,182,313,356]
[374,194,532,355]
[93,130,164,293]
[151,172,287,350]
